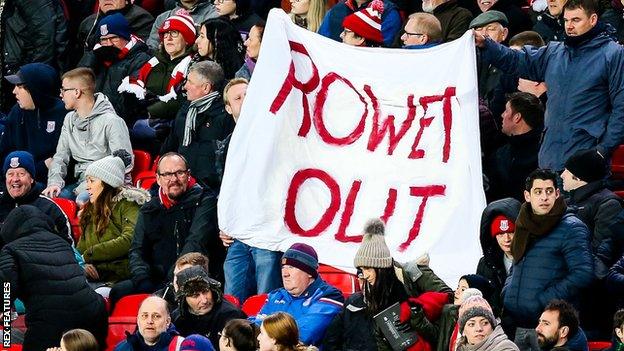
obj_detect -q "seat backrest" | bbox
[105,318,137,351]
[110,294,150,318]
[135,171,157,190]
[224,294,240,308]
[588,341,612,351]
[612,145,624,178]
[242,293,268,317]
[132,150,152,182]
[318,264,360,297]
[52,197,77,220]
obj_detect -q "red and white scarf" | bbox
[118,54,192,102]
[93,34,141,68]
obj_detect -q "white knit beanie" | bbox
[353,218,393,268]
[85,155,126,188]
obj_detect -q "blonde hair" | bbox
[61,67,96,95]
[223,77,249,106]
[61,329,99,351]
[289,0,327,33]
[262,312,314,351]
[408,12,443,42]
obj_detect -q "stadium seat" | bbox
[110,294,150,318]
[588,341,612,351]
[135,171,157,190]
[318,264,361,297]
[106,316,137,351]
[132,150,152,182]
[224,294,240,308]
[611,145,624,179]
[52,197,81,243]
[242,293,268,317]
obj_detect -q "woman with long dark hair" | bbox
[324,219,453,351]
[196,18,246,79]
[77,150,150,297]
[214,0,262,37]
[219,319,259,351]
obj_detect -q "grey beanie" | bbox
[458,305,497,333]
[353,218,393,268]
[85,155,126,188]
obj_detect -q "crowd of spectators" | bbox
[2,0,624,349]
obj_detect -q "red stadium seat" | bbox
[611,145,624,179]
[318,264,361,297]
[242,293,268,317]
[106,316,137,351]
[135,171,157,190]
[132,150,152,182]
[110,294,150,318]
[52,197,81,243]
[588,341,612,351]
[224,294,241,308]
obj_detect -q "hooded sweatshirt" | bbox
[0,63,68,184]
[47,93,132,194]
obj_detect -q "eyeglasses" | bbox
[157,169,189,179]
[100,35,121,45]
[60,87,79,95]
[163,30,181,39]
[404,31,425,37]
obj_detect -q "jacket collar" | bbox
[569,180,606,204]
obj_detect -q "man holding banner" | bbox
[218,9,485,289]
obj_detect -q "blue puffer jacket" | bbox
[503,213,594,328]
[480,24,624,171]
[252,276,344,346]
[318,0,401,47]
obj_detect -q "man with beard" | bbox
[535,300,588,351]
[110,152,223,305]
[172,266,246,349]
[79,13,150,126]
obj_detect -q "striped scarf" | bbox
[93,34,140,68]
[183,91,219,147]
[118,54,192,102]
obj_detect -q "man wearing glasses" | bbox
[79,13,151,125]
[401,13,444,49]
[110,152,224,305]
[43,67,132,201]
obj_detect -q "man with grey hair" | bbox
[161,61,235,191]
[421,0,472,42]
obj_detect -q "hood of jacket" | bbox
[113,187,151,206]
[0,205,56,245]
[563,328,589,351]
[479,198,522,263]
[70,93,118,131]
[20,63,61,110]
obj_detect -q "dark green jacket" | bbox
[376,262,454,351]
[77,187,150,284]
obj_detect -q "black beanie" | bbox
[564,149,608,183]
[460,274,494,301]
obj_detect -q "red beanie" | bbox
[342,0,384,44]
[159,13,197,46]
[490,214,515,237]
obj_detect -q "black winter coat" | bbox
[0,183,72,245]
[476,197,521,314]
[485,128,542,203]
[322,292,378,351]
[533,11,565,44]
[129,184,224,286]
[0,205,107,351]
[77,5,154,58]
[161,97,235,191]
[1,0,68,75]
[80,40,151,124]
[490,0,534,38]
[568,181,624,279]
[433,0,473,42]
[172,299,246,350]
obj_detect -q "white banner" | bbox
[218,10,485,286]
